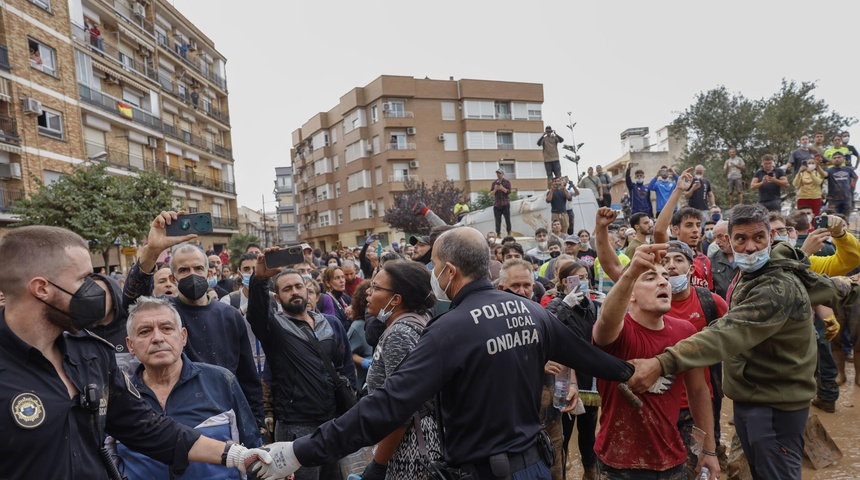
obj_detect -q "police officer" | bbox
[0,226,268,479]
[250,227,635,480]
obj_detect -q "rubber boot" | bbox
[834,350,847,386]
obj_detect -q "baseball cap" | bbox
[564,235,580,244]
[410,235,431,246]
[495,168,504,173]
[666,240,695,263]
[300,243,312,252]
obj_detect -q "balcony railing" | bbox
[0,115,21,144]
[383,110,413,118]
[383,143,416,151]
[0,187,24,212]
[163,123,233,160]
[202,102,230,125]
[497,143,514,150]
[0,44,10,71]
[105,0,156,37]
[212,216,238,229]
[85,141,146,170]
[79,83,162,131]
[154,161,235,194]
[389,174,420,182]
[72,23,159,83]
[156,32,228,91]
[495,113,512,120]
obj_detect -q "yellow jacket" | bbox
[792,170,823,199]
[809,232,860,276]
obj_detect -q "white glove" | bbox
[647,375,676,394]
[590,292,606,303]
[251,442,301,480]
[224,444,272,473]
[562,289,585,308]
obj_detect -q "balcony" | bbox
[389,174,420,183]
[212,216,238,229]
[497,143,514,150]
[0,44,11,71]
[154,161,235,194]
[384,143,416,151]
[0,186,24,212]
[79,83,162,131]
[163,123,233,160]
[156,32,228,91]
[72,23,159,84]
[85,141,146,170]
[495,113,512,120]
[383,110,413,118]
[202,102,230,126]
[0,115,21,144]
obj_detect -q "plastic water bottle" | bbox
[697,467,710,479]
[552,366,570,409]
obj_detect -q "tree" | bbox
[382,179,463,234]
[672,80,854,207]
[471,188,524,211]
[226,232,260,270]
[13,162,173,268]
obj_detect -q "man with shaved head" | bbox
[247,226,636,480]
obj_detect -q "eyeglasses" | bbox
[368,283,397,295]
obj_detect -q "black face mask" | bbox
[40,276,107,331]
[549,251,561,259]
[177,274,209,300]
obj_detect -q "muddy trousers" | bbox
[733,402,806,480]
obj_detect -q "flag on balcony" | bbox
[117,101,133,118]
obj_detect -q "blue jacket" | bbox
[626,168,653,216]
[116,353,262,480]
[648,174,678,213]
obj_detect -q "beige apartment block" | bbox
[291,75,549,251]
[0,0,238,272]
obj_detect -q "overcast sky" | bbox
[173,0,860,212]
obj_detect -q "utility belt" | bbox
[424,431,554,480]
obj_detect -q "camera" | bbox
[165,213,213,236]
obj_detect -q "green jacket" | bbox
[656,241,860,411]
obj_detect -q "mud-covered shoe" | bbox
[811,396,836,413]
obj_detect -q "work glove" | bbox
[361,459,388,480]
[646,375,676,394]
[250,442,300,480]
[562,289,585,308]
[823,315,841,342]
[224,444,272,473]
[361,358,372,370]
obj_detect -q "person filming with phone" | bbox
[750,154,788,212]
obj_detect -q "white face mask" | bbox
[328,262,338,268]
[537,241,548,249]
[844,136,850,143]
[431,264,451,302]
[695,174,703,180]
[668,274,688,294]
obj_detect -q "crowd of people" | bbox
[3,132,860,480]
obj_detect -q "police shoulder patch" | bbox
[10,392,45,429]
[122,370,141,399]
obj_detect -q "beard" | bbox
[281,294,309,315]
[43,297,78,334]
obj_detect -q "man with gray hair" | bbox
[116,296,263,479]
[123,211,265,434]
[249,227,636,480]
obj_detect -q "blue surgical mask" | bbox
[733,246,770,273]
[669,274,688,294]
[705,231,714,241]
[207,276,217,288]
[712,213,721,222]
[376,295,396,323]
[774,235,789,243]
[242,273,252,288]
[579,280,589,293]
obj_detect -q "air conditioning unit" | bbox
[147,137,158,149]
[22,98,42,116]
[409,160,419,169]
[133,2,145,18]
[406,127,417,135]
[366,145,374,153]
[437,134,445,141]
[382,103,391,111]
[0,163,22,179]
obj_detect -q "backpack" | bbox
[228,290,242,309]
[694,286,718,326]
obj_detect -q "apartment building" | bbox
[274,165,298,245]
[0,0,238,270]
[237,205,276,247]
[291,75,548,251]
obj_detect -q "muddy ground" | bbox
[563,362,860,479]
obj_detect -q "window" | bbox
[347,171,371,192]
[497,132,513,149]
[499,163,515,178]
[513,132,543,150]
[329,127,337,145]
[512,102,542,120]
[28,38,57,75]
[128,141,145,169]
[375,167,382,185]
[187,199,199,213]
[371,105,378,124]
[38,109,64,140]
[446,163,460,181]
[392,163,409,181]
[75,50,94,86]
[464,131,497,149]
[337,209,343,225]
[333,154,339,171]
[319,212,331,227]
[344,109,367,134]
[345,140,369,162]
[335,181,341,197]
[463,100,495,119]
[467,162,504,180]
[312,131,329,151]
[515,162,546,179]
[44,170,63,185]
[385,100,405,118]
[443,133,458,151]
[389,133,407,149]
[527,104,542,121]
[30,0,51,11]
[122,88,142,108]
[441,102,456,121]
[495,102,510,119]
[212,204,222,219]
[372,135,380,155]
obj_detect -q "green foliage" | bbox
[13,162,173,266]
[227,232,260,270]
[672,80,855,207]
[382,179,464,234]
[471,189,523,211]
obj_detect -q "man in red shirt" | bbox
[593,244,719,479]
[664,240,729,475]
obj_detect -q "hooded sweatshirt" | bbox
[89,274,139,376]
[656,241,860,411]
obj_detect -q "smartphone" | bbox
[165,213,213,236]
[565,276,581,293]
[264,246,304,269]
[813,216,829,230]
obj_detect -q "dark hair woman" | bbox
[361,260,441,480]
[318,266,352,328]
[346,280,373,390]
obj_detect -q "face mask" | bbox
[659,170,668,177]
[668,274,688,294]
[537,241,547,249]
[376,295,397,322]
[774,235,789,243]
[328,262,338,268]
[41,276,107,330]
[800,142,809,148]
[695,174,703,180]
[207,276,217,288]
[504,288,529,299]
[579,280,589,294]
[430,265,451,302]
[712,213,721,222]
[241,273,252,288]
[844,137,850,143]
[635,178,644,184]
[178,274,209,300]
[705,231,714,241]
[549,251,561,259]
[733,246,770,273]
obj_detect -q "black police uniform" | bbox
[292,279,634,477]
[0,313,201,479]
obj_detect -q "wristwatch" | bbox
[221,441,236,466]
